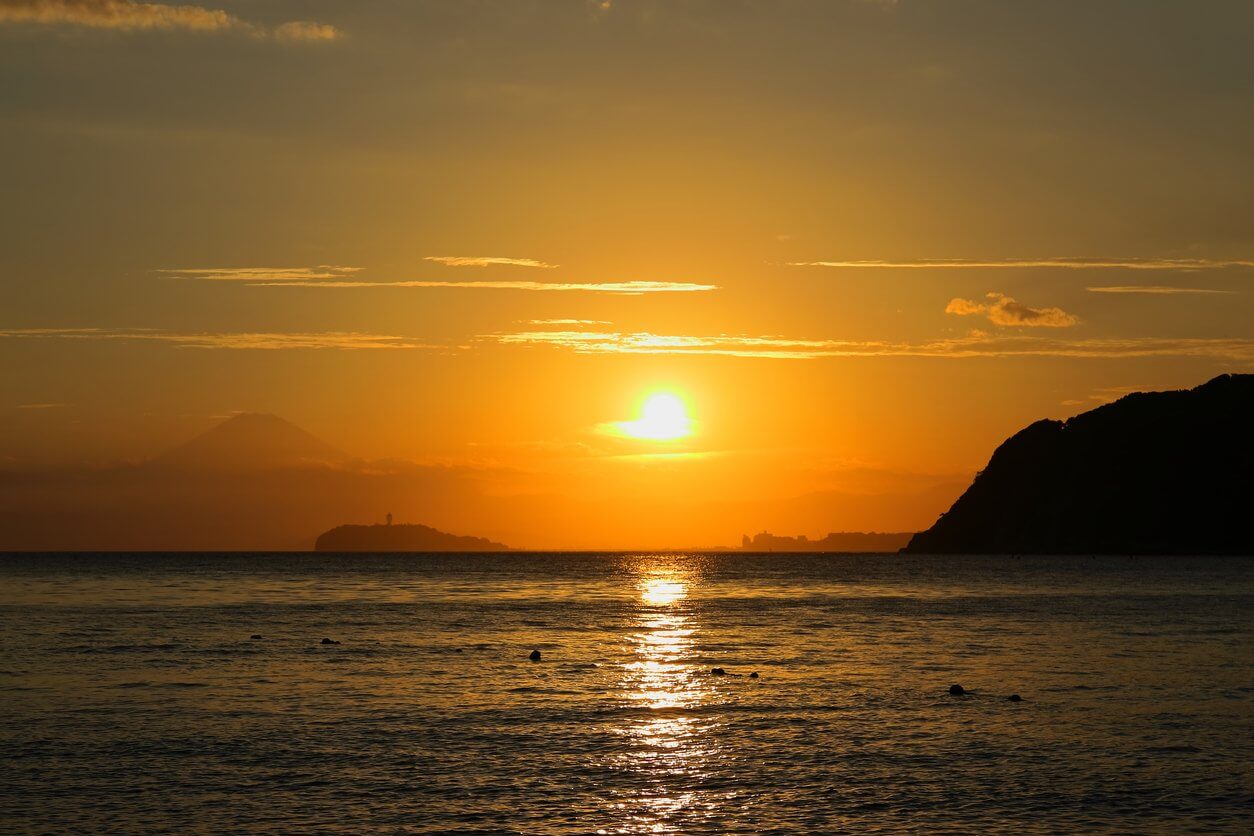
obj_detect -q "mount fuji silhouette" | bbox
[152,413,347,471]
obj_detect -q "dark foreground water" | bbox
[1,553,1251,833]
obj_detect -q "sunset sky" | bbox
[2,0,1252,547]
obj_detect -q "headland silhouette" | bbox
[906,374,1253,554]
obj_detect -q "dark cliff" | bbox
[314,523,509,552]
[904,374,1254,555]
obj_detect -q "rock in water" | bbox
[749,672,760,679]
[711,667,727,676]
[250,634,262,640]
[949,684,966,696]
[529,649,542,662]
[1008,694,1023,702]
[320,638,340,645]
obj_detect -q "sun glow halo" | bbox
[616,392,694,441]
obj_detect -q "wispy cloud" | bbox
[157,266,363,282]
[1085,285,1235,295]
[425,256,558,269]
[159,265,711,294]
[488,330,847,359]
[0,0,340,41]
[482,328,1254,362]
[5,325,1254,364]
[527,319,613,326]
[0,328,427,350]
[253,279,717,294]
[790,257,1254,271]
[945,292,1078,327]
[272,20,338,42]
[16,402,66,409]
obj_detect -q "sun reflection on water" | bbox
[601,561,726,833]
[640,579,687,607]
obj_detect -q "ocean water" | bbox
[1,553,1251,834]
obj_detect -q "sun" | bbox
[615,392,694,441]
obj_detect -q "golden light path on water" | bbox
[600,561,730,834]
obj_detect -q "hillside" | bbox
[904,374,1254,554]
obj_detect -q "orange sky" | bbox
[1,1,1252,548]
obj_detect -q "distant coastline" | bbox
[740,531,913,553]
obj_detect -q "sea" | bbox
[1,552,1251,833]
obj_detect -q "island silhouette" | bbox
[314,521,510,552]
[905,374,1253,554]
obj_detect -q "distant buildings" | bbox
[741,530,912,552]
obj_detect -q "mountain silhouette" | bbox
[315,522,509,552]
[152,413,347,471]
[905,374,1254,554]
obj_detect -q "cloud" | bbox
[790,257,1254,271]
[527,319,613,326]
[273,20,338,42]
[488,330,851,359]
[945,292,1078,327]
[1085,285,1234,295]
[0,0,340,41]
[481,328,1254,362]
[157,266,363,282]
[0,0,231,30]
[425,256,558,269]
[160,265,712,294]
[942,297,987,317]
[252,279,718,294]
[13,323,1246,362]
[154,332,427,350]
[16,402,66,409]
[0,328,427,350]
